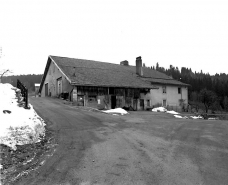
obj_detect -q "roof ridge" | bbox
[57,65,133,71]
[142,77,175,80]
[50,55,133,67]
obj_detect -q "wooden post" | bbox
[24,86,29,109]
[17,79,29,109]
[72,86,77,102]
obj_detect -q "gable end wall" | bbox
[41,61,73,97]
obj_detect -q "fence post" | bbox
[17,79,29,109]
[24,86,29,109]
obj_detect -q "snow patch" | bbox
[152,107,167,112]
[174,115,189,119]
[190,115,203,119]
[208,117,218,120]
[152,107,180,115]
[166,110,179,115]
[0,83,46,150]
[174,115,183,119]
[102,108,129,115]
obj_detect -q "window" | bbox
[178,87,181,94]
[147,100,150,106]
[162,86,166,94]
[53,64,55,73]
[163,99,167,107]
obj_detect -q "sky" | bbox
[0,0,228,76]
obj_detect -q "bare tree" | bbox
[0,47,12,83]
[0,69,12,83]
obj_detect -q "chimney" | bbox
[136,56,143,76]
[120,60,129,66]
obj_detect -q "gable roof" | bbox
[39,55,189,92]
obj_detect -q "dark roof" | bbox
[50,56,157,88]
[39,55,189,92]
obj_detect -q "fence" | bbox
[17,79,29,109]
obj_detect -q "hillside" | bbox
[1,74,42,92]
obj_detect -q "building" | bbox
[35,83,40,97]
[39,56,189,111]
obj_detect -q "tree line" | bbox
[1,74,43,92]
[153,63,228,112]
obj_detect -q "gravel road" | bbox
[14,97,228,185]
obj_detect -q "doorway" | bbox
[77,95,84,106]
[140,99,144,110]
[45,83,48,96]
[111,96,116,109]
[133,99,137,110]
[57,77,62,95]
[163,99,167,107]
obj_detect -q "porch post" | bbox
[72,86,77,102]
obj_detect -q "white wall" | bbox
[140,85,188,109]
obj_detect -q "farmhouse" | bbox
[39,56,189,111]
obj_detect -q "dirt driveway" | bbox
[13,97,228,185]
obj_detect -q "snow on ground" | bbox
[102,108,129,115]
[190,115,204,119]
[208,117,219,120]
[166,110,179,115]
[0,83,46,150]
[152,107,180,115]
[152,107,167,112]
[174,115,189,119]
[174,115,183,119]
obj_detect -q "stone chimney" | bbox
[136,56,143,76]
[120,60,129,66]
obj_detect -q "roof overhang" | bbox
[70,83,159,89]
[150,82,190,87]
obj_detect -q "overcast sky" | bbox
[0,0,227,76]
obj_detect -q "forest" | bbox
[1,74,42,92]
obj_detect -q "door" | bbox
[140,99,144,110]
[133,99,137,110]
[77,95,84,106]
[163,99,167,107]
[57,78,62,95]
[45,83,48,96]
[111,96,116,109]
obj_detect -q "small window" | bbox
[53,64,55,73]
[147,100,150,106]
[162,86,166,94]
[178,87,181,94]
[163,99,167,107]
